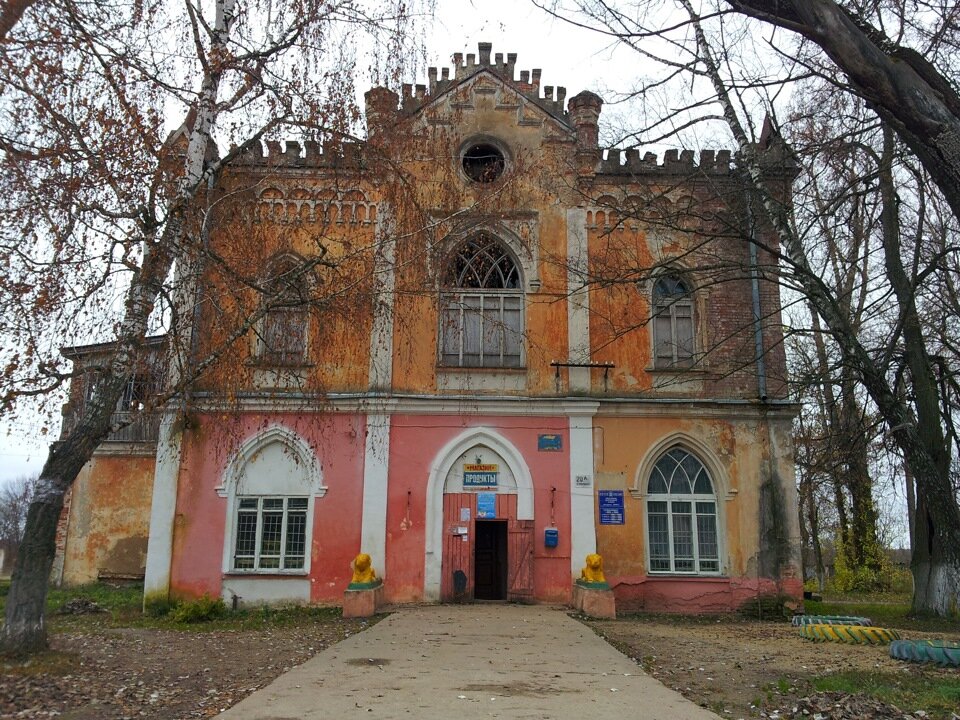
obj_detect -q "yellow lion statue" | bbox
[580,553,606,584]
[351,553,377,584]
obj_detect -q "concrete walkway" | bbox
[216,604,720,719]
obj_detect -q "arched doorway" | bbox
[424,429,535,602]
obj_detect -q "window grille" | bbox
[440,236,523,368]
[233,496,308,571]
[646,448,719,574]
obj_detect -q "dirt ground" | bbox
[0,615,376,719]
[1,609,958,719]
[587,615,960,720]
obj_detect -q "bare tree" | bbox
[0,476,36,547]
[543,0,960,615]
[0,0,421,654]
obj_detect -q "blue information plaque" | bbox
[598,490,625,525]
[537,434,563,451]
[477,492,497,519]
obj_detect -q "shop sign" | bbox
[599,490,625,525]
[463,463,498,487]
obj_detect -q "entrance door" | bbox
[474,520,507,600]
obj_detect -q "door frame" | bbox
[424,428,534,601]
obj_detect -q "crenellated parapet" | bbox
[598,148,733,176]
[232,138,365,169]
[365,42,576,128]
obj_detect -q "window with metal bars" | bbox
[652,275,695,368]
[646,447,719,574]
[439,236,523,368]
[233,496,308,571]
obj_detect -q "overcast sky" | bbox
[0,1,628,486]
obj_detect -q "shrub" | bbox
[171,595,226,623]
[143,592,177,618]
[831,536,893,593]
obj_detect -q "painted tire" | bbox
[791,615,872,627]
[890,639,960,667]
[799,623,900,644]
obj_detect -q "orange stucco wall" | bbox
[60,453,155,585]
[593,412,801,613]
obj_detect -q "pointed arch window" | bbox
[646,447,719,574]
[257,255,310,365]
[652,274,695,368]
[440,236,523,368]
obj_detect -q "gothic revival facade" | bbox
[56,43,802,613]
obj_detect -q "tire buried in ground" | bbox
[890,639,960,667]
[791,615,872,627]
[799,623,900,645]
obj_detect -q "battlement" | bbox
[377,42,571,122]
[232,138,365,168]
[598,148,733,175]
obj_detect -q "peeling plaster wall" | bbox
[593,412,802,613]
[59,453,156,585]
[168,413,366,604]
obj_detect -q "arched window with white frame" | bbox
[219,426,326,575]
[652,273,695,368]
[440,235,524,368]
[646,446,720,574]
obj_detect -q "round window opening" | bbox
[462,143,505,183]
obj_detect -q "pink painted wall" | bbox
[611,575,804,614]
[169,413,366,603]
[384,415,572,603]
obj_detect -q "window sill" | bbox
[246,359,315,369]
[645,573,726,580]
[249,365,313,391]
[436,366,528,392]
[646,365,706,374]
[224,570,308,577]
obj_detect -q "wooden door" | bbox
[441,493,475,601]
[507,519,534,601]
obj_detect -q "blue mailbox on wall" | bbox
[544,527,559,548]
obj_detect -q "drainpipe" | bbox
[746,194,768,402]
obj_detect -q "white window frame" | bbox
[219,426,325,577]
[232,496,309,573]
[645,447,721,575]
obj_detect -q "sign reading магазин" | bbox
[463,463,499,487]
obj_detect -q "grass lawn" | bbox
[0,578,348,633]
[805,593,960,718]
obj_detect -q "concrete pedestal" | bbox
[343,582,384,618]
[572,582,616,619]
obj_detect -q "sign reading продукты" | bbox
[477,492,497,519]
[463,463,499,487]
[598,490,625,525]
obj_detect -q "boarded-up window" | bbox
[652,275,694,368]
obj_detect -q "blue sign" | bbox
[538,434,563,451]
[477,492,497,519]
[598,490,625,525]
